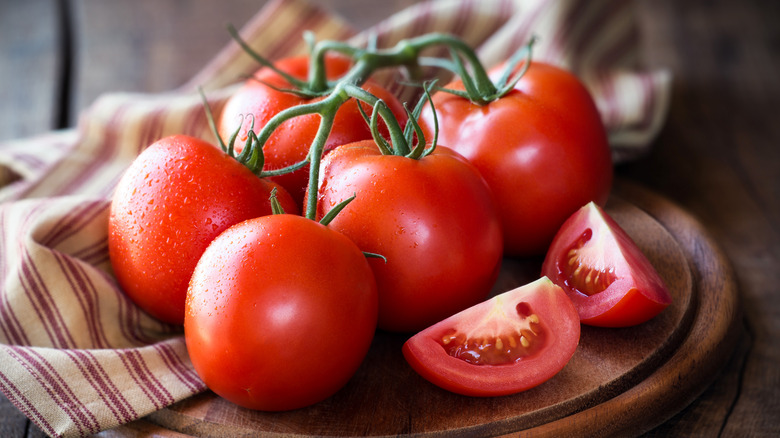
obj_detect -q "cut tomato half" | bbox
[542,201,672,327]
[402,277,580,397]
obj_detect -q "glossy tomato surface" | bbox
[218,55,407,207]
[419,62,613,256]
[315,141,503,333]
[542,202,672,327]
[185,214,378,411]
[402,277,580,397]
[108,135,297,324]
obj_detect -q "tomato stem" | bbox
[304,110,336,220]
[221,28,528,219]
[269,188,286,215]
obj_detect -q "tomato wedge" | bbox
[402,277,580,397]
[542,202,673,327]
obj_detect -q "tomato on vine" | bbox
[185,206,378,411]
[108,134,298,324]
[312,86,503,333]
[418,40,613,256]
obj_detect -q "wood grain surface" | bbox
[1,0,778,437]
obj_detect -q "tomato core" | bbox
[561,228,617,296]
[439,301,545,366]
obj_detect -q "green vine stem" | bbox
[219,28,535,222]
[229,27,503,99]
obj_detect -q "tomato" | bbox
[418,62,613,256]
[402,277,579,397]
[541,201,672,327]
[108,135,298,324]
[184,214,378,411]
[218,54,407,208]
[315,140,503,333]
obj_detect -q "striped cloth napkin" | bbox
[0,0,670,436]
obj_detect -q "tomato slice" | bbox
[542,202,673,327]
[402,277,580,397]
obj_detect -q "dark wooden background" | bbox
[1,0,778,436]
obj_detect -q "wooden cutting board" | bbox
[135,180,740,437]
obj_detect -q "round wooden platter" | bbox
[140,180,741,437]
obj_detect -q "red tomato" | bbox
[218,55,407,208]
[418,62,613,256]
[315,140,503,333]
[185,214,378,411]
[541,202,672,327]
[402,277,580,397]
[108,135,297,324]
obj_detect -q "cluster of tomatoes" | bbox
[107,32,672,411]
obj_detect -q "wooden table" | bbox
[1,0,777,436]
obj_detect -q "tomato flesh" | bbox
[560,228,619,296]
[402,277,580,397]
[542,202,672,327]
[439,300,546,366]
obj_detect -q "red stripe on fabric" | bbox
[11,347,100,435]
[266,6,323,61]
[9,152,46,170]
[183,101,208,139]
[0,366,58,437]
[0,291,26,345]
[638,73,657,131]
[38,199,108,250]
[154,341,206,393]
[570,0,631,73]
[0,209,25,345]
[411,1,433,39]
[509,3,547,59]
[100,169,126,200]
[451,0,475,39]
[50,102,132,197]
[53,251,109,349]
[114,283,163,347]
[549,0,591,63]
[73,239,110,267]
[592,3,638,71]
[66,349,137,425]
[593,2,636,129]
[18,249,77,349]
[120,349,175,409]
[0,204,48,346]
[597,70,618,129]
[137,106,169,156]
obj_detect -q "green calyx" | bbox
[427,36,537,105]
[199,87,308,177]
[353,80,439,160]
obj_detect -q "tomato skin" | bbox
[108,135,298,324]
[402,277,580,397]
[541,202,672,327]
[184,214,378,411]
[419,62,613,256]
[315,141,503,333]
[218,55,407,208]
